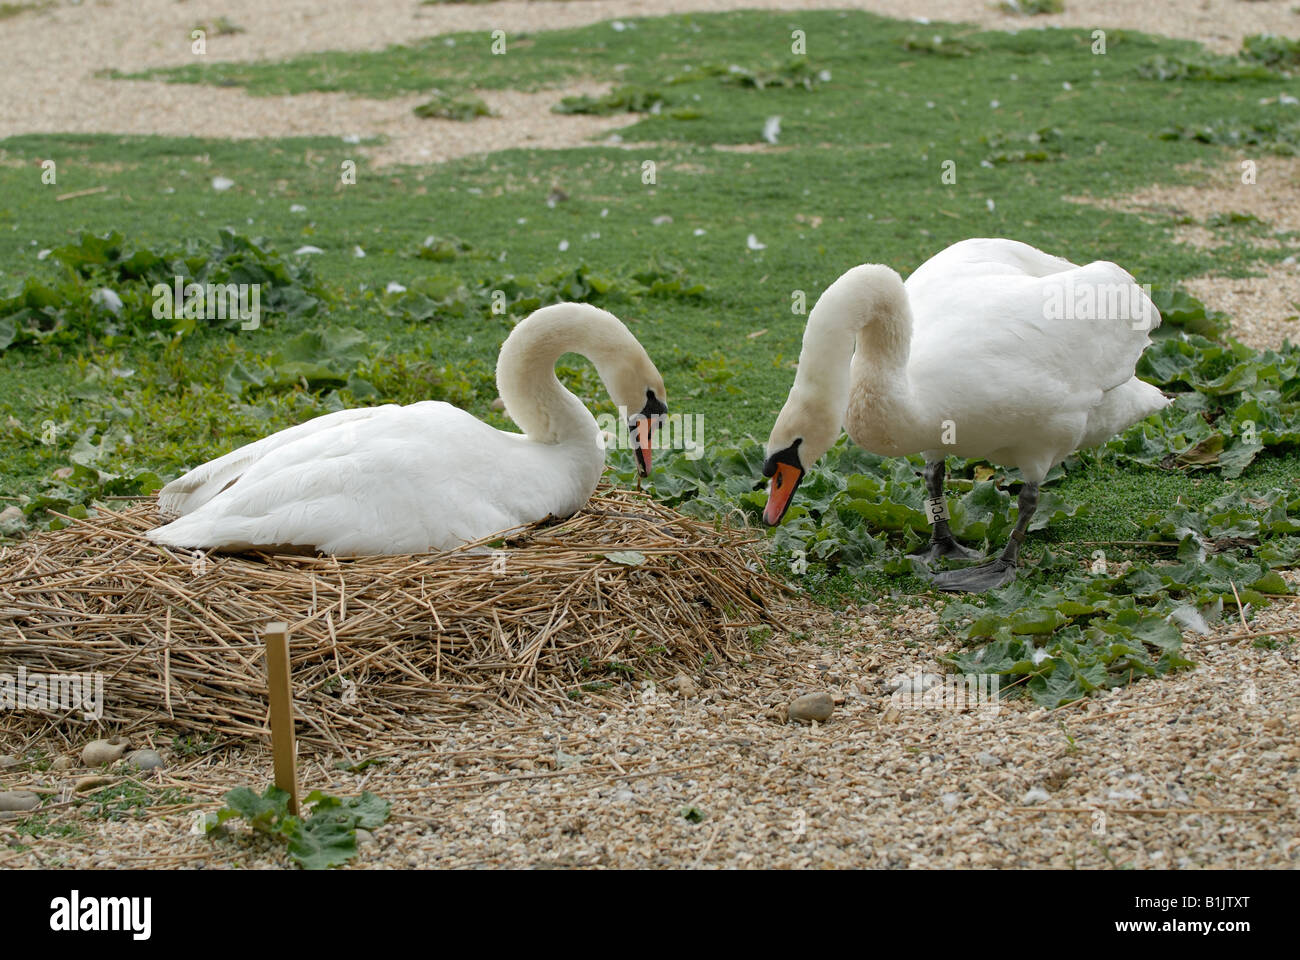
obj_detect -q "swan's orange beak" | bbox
[631,389,667,478]
[763,463,803,526]
[634,416,654,476]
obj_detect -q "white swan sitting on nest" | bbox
[761,238,1170,592]
[148,302,667,556]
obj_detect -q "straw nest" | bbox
[0,486,789,752]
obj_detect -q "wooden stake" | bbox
[263,622,300,815]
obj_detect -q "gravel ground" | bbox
[3,576,1297,869]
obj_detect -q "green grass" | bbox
[81,780,193,820]
[3,10,1300,703]
[1,13,1294,496]
[999,0,1066,15]
[0,1,51,20]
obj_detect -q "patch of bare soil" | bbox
[1068,158,1300,350]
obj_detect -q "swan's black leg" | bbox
[909,459,983,564]
[932,482,1039,593]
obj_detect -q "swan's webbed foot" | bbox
[931,557,1018,593]
[910,536,983,565]
[931,481,1039,593]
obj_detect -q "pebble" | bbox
[0,790,40,812]
[1022,787,1051,805]
[0,754,18,769]
[941,792,961,813]
[0,506,22,525]
[50,756,75,771]
[356,828,376,846]
[976,752,1002,767]
[670,674,699,699]
[126,749,165,771]
[788,692,835,724]
[82,738,129,767]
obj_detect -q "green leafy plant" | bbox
[716,58,827,91]
[194,17,246,37]
[0,230,328,352]
[1137,53,1276,83]
[983,126,1067,164]
[1158,116,1300,155]
[998,0,1065,15]
[1204,211,1266,229]
[900,33,983,58]
[414,90,493,121]
[1240,33,1300,73]
[553,86,671,115]
[379,259,705,324]
[206,785,390,870]
[221,327,376,398]
[412,233,476,262]
[1116,303,1300,478]
[1137,34,1300,83]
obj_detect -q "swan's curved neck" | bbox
[495,304,627,446]
[797,265,921,452]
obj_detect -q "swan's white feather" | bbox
[155,405,397,517]
[860,238,1170,479]
[149,401,604,555]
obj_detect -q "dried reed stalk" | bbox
[0,486,787,752]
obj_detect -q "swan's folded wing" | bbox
[148,404,583,555]
[909,259,1161,406]
[1028,259,1162,397]
[908,237,1080,286]
[155,404,401,517]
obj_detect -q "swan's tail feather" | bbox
[154,405,395,517]
[147,512,268,553]
[148,514,215,549]
[156,470,244,517]
[1083,379,1171,450]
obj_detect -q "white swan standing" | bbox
[762,238,1170,592]
[148,303,667,556]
